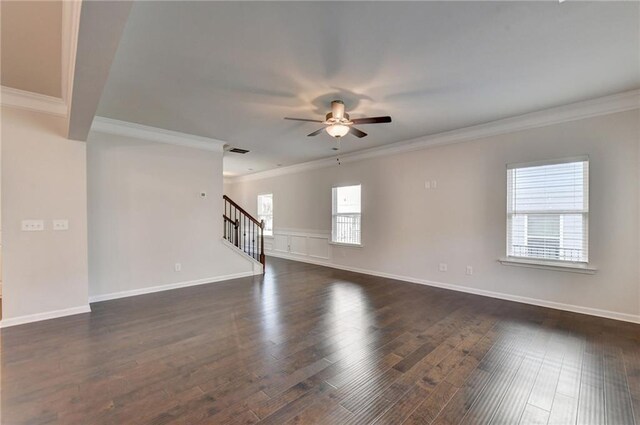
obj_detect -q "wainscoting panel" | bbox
[273,234,289,253]
[266,230,331,260]
[308,236,330,259]
[290,236,307,256]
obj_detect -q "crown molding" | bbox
[0,2,80,121]
[61,0,82,107]
[91,116,227,152]
[0,86,68,117]
[227,89,640,184]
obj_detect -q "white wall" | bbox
[1,107,89,322]
[226,110,640,321]
[88,131,256,300]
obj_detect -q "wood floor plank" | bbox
[1,257,638,425]
[527,354,563,411]
[459,335,529,424]
[577,334,606,425]
[489,355,543,424]
[547,392,579,425]
[622,343,640,425]
[603,345,636,425]
[555,334,584,398]
[519,404,550,425]
[283,395,354,425]
[373,384,431,424]
[404,381,458,424]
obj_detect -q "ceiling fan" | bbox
[284,100,391,139]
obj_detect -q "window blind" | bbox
[507,158,589,263]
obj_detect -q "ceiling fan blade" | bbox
[307,128,325,137]
[349,127,367,138]
[351,116,392,125]
[284,117,324,123]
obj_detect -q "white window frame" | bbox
[501,156,596,274]
[331,184,362,247]
[257,193,273,236]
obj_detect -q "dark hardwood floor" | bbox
[2,257,639,424]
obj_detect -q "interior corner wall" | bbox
[87,131,255,300]
[1,107,89,321]
[226,110,640,321]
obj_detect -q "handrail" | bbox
[223,195,265,272]
[223,195,263,227]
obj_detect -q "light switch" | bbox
[22,220,44,231]
[424,181,431,189]
[53,219,69,231]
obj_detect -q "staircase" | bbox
[223,195,265,272]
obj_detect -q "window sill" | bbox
[499,257,597,274]
[263,234,274,239]
[329,241,364,248]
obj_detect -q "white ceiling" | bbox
[97,1,640,177]
[1,1,62,97]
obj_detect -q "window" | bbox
[507,158,589,263]
[332,185,361,245]
[257,194,273,236]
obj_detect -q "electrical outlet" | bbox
[175,263,182,272]
[21,220,44,231]
[439,263,448,272]
[466,266,473,275]
[53,219,69,231]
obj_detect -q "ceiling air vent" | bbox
[229,147,250,154]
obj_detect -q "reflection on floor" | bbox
[1,257,639,424]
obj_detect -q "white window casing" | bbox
[506,157,589,266]
[332,185,362,246]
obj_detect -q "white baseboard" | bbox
[89,271,257,303]
[0,304,91,329]
[267,252,640,324]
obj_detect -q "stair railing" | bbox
[223,195,265,271]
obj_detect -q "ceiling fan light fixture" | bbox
[326,123,350,138]
[285,101,391,139]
